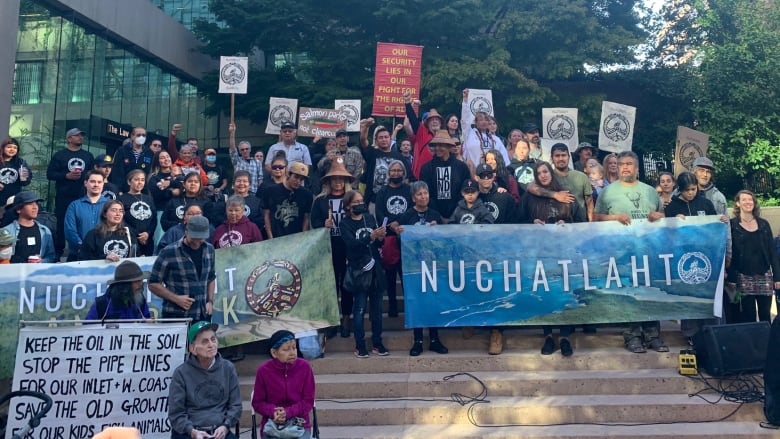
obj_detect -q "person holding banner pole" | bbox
[402,91,442,179]
[229,123,263,195]
[169,321,241,439]
[594,151,668,354]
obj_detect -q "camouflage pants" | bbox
[623,321,661,343]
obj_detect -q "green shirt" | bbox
[555,169,591,214]
[595,180,663,220]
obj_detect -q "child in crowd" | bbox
[449,179,494,224]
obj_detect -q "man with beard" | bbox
[47,128,95,260]
[403,91,443,179]
[262,162,313,238]
[359,120,411,204]
[594,150,668,354]
[85,260,151,320]
[527,143,593,221]
[419,130,471,220]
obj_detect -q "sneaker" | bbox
[372,343,390,356]
[488,329,503,355]
[354,347,369,358]
[625,336,646,353]
[560,338,573,357]
[409,341,423,357]
[541,336,556,355]
[429,339,449,354]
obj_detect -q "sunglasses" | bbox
[478,173,494,179]
[272,165,286,170]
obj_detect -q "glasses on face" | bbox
[108,208,124,213]
[478,173,494,180]
[281,129,294,134]
[272,165,286,171]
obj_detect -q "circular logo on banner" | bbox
[546,115,576,140]
[220,62,246,86]
[270,105,294,128]
[679,143,703,171]
[678,252,712,284]
[469,97,492,116]
[245,260,303,317]
[337,103,360,127]
[603,113,631,142]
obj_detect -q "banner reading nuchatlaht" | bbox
[0,229,338,379]
[401,217,727,328]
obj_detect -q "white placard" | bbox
[7,323,188,439]
[598,101,636,153]
[335,100,361,132]
[542,108,579,153]
[218,56,248,94]
[266,97,298,135]
[460,89,494,129]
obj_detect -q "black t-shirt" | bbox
[361,147,412,202]
[262,184,313,237]
[11,223,40,263]
[419,156,471,218]
[399,208,443,226]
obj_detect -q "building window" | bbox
[12,62,44,105]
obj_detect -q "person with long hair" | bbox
[339,190,388,358]
[161,171,208,231]
[484,149,520,202]
[727,190,780,323]
[518,161,585,357]
[118,169,157,256]
[252,330,316,439]
[0,137,32,207]
[462,111,510,167]
[656,171,675,208]
[85,260,150,320]
[445,113,462,141]
[261,155,287,190]
[311,157,355,337]
[79,200,136,262]
[602,153,619,184]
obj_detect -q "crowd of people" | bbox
[1,88,773,364]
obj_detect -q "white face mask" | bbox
[0,247,13,260]
[135,135,146,145]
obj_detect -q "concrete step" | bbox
[312,422,779,439]
[312,394,763,426]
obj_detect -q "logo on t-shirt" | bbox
[0,167,19,184]
[274,199,300,227]
[436,167,451,200]
[130,200,152,221]
[486,201,499,220]
[67,158,86,172]
[104,239,129,258]
[386,195,408,216]
[218,230,244,248]
[460,213,476,224]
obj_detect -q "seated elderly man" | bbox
[168,321,241,439]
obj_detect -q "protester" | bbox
[94,154,120,200]
[339,190,389,358]
[594,151,667,353]
[450,179,493,225]
[0,229,14,264]
[656,171,675,208]
[262,156,287,190]
[111,126,155,191]
[148,151,181,212]
[47,127,95,260]
[396,181,449,357]
[476,163,517,225]
[149,215,216,320]
[169,321,241,439]
[319,129,365,182]
[359,120,411,204]
[2,191,55,263]
[727,190,780,323]
[0,137,32,207]
[229,123,263,195]
[310,158,354,337]
[265,121,312,174]
[462,111,510,167]
[78,200,136,262]
[573,142,597,172]
[602,153,619,184]
[403,91,442,179]
[262,162,312,238]
[64,170,108,261]
[509,138,537,195]
[521,123,543,160]
[445,114,462,141]
[229,171,265,233]
[202,148,228,197]
[374,160,413,318]
[526,143,593,221]
[585,159,607,203]
[419,130,471,220]
[161,171,208,232]
[157,204,213,254]
[118,169,156,256]
[212,195,262,249]
[85,260,151,320]
[484,149,520,202]
[173,145,209,186]
[252,330,316,439]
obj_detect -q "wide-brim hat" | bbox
[423,109,443,125]
[188,321,219,344]
[108,260,150,285]
[321,157,355,183]
[12,191,44,210]
[574,142,597,155]
[429,130,456,146]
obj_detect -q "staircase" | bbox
[232,318,775,439]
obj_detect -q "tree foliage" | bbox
[195,0,646,131]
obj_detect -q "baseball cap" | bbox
[288,162,309,178]
[522,123,539,134]
[66,128,85,139]
[335,129,348,137]
[95,154,113,166]
[475,163,494,176]
[280,121,296,130]
[186,215,210,240]
[550,143,570,154]
[188,321,219,344]
[461,179,479,192]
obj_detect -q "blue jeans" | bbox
[352,266,384,348]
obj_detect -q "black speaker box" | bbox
[692,322,770,377]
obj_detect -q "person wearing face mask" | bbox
[84,260,151,320]
[0,229,15,263]
[202,149,228,198]
[111,126,155,192]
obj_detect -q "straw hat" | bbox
[321,157,356,183]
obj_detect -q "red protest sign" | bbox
[372,43,423,117]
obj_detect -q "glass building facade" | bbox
[154,0,216,30]
[9,0,218,207]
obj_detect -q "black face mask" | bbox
[389,176,403,184]
[351,203,367,215]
